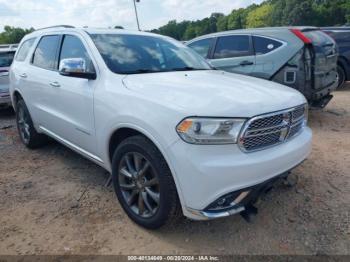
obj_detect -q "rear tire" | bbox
[337,65,346,89]
[16,99,48,149]
[111,135,182,229]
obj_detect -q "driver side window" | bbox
[59,35,95,73]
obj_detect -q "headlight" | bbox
[176,117,246,144]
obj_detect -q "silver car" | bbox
[0,44,18,108]
[187,27,338,108]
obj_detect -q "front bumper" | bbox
[186,170,292,220]
[310,76,338,108]
[166,127,312,220]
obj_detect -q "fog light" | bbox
[206,190,251,211]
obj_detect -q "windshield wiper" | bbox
[122,69,165,74]
[170,66,209,72]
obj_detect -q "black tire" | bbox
[337,65,346,89]
[16,99,48,149]
[111,135,182,229]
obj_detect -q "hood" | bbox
[122,70,306,117]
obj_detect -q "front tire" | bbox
[337,65,346,89]
[16,99,48,149]
[112,135,182,229]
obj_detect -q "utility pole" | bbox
[133,0,141,31]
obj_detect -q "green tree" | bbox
[150,0,350,40]
[183,24,197,40]
[216,15,228,31]
[246,4,273,28]
[0,26,34,44]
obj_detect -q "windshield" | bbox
[90,34,211,74]
[0,51,15,67]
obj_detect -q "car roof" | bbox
[0,44,18,52]
[321,26,350,31]
[187,26,319,42]
[22,26,166,40]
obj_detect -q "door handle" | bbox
[240,61,254,66]
[19,73,27,78]
[49,81,60,88]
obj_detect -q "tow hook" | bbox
[240,204,258,222]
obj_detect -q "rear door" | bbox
[252,35,284,79]
[208,34,256,75]
[303,29,338,90]
[26,35,61,128]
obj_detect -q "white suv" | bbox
[10,26,312,229]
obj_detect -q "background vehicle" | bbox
[10,26,311,229]
[187,27,338,108]
[0,44,17,108]
[322,27,350,88]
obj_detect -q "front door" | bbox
[208,34,256,75]
[51,34,98,156]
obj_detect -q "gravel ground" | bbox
[0,84,349,255]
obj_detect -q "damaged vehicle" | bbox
[187,27,338,108]
[10,26,312,229]
[0,44,17,108]
[322,26,350,88]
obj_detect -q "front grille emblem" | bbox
[239,105,306,152]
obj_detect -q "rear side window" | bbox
[59,35,95,73]
[213,35,251,59]
[0,51,15,67]
[32,35,60,70]
[15,38,35,62]
[188,38,213,58]
[253,36,283,55]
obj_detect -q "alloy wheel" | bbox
[118,152,160,218]
[17,105,30,144]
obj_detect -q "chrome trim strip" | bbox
[238,104,307,153]
[186,206,245,220]
[38,126,103,163]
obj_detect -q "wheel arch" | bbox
[12,89,24,111]
[106,125,186,210]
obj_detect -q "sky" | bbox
[0,0,264,32]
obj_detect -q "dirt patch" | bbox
[0,86,349,255]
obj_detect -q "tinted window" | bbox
[90,34,210,74]
[253,36,283,55]
[0,51,15,67]
[213,35,251,59]
[188,38,213,58]
[59,35,95,73]
[32,35,60,70]
[15,38,35,62]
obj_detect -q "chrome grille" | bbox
[239,105,307,152]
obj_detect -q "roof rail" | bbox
[0,44,18,50]
[36,25,75,31]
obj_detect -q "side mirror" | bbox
[59,58,96,80]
